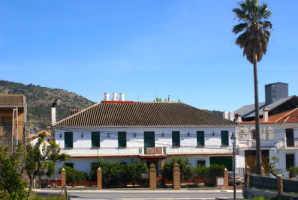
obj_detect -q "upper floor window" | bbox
[1,116,12,137]
[251,127,257,140]
[64,132,73,148]
[172,131,180,146]
[91,132,100,148]
[197,131,205,146]
[221,131,229,146]
[118,131,127,148]
[263,126,274,140]
[238,126,249,141]
[286,129,294,147]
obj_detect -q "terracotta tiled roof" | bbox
[0,94,25,107]
[55,102,237,127]
[240,108,298,124]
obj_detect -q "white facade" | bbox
[55,126,237,173]
[236,123,298,178]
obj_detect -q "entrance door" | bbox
[144,131,155,154]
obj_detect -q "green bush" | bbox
[196,164,225,186]
[89,159,148,187]
[162,157,194,181]
[288,166,298,178]
[59,166,87,187]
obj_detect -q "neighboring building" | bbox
[27,129,52,142]
[236,108,298,178]
[54,93,237,174]
[0,94,27,144]
[234,82,297,121]
[235,95,298,121]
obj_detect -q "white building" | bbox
[236,108,298,178]
[54,93,238,174]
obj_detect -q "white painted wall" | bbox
[55,127,236,150]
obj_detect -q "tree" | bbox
[232,0,272,175]
[25,132,70,198]
[268,156,282,177]
[0,145,27,200]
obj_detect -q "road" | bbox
[67,189,243,200]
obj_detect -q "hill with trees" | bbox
[0,80,95,132]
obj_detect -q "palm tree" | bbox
[232,0,272,175]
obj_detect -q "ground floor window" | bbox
[64,163,73,168]
[197,160,206,167]
[286,154,295,170]
[210,156,232,171]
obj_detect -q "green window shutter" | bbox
[172,131,180,146]
[221,131,229,146]
[64,132,73,148]
[91,132,100,148]
[118,132,127,147]
[197,131,205,146]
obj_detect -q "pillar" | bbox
[245,166,250,188]
[173,163,180,190]
[224,168,229,189]
[278,175,283,194]
[261,167,265,176]
[97,167,102,190]
[61,168,66,188]
[149,163,156,190]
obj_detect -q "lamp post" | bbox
[231,132,236,200]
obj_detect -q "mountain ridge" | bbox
[0,80,95,132]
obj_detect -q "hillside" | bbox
[0,80,95,132]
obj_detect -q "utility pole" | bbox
[231,132,236,200]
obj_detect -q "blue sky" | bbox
[0,0,297,112]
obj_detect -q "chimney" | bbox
[119,93,125,101]
[51,99,60,125]
[223,112,229,119]
[104,93,110,101]
[229,111,235,121]
[263,107,269,122]
[235,113,242,122]
[112,93,117,101]
[168,95,171,102]
[51,107,56,125]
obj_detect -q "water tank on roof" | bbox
[265,82,288,105]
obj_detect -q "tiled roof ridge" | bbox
[0,94,25,106]
[53,102,101,126]
[274,108,298,123]
[55,101,238,127]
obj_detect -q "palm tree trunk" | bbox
[253,54,262,175]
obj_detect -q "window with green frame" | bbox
[118,131,127,147]
[221,131,229,146]
[172,131,180,146]
[197,131,205,146]
[91,132,100,148]
[64,163,73,168]
[64,132,73,148]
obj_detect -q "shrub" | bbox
[89,159,148,187]
[196,164,225,186]
[162,157,194,181]
[60,166,86,187]
[288,166,298,178]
